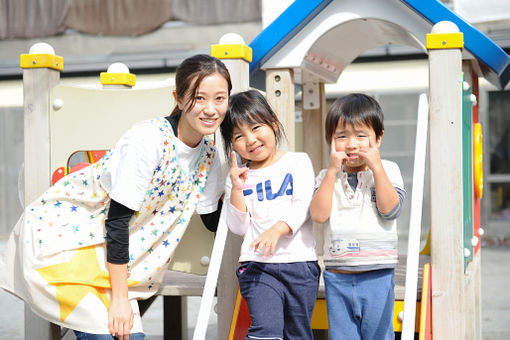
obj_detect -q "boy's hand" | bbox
[328,138,348,174]
[250,221,291,257]
[359,137,382,172]
[229,151,249,191]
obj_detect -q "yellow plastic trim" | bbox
[228,289,243,340]
[420,230,431,255]
[474,122,483,199]
[419,264,431,338]
[100,72,136,86]
[211,44,252,62]
[426,32,464,49]
[20,53,64,71]
[311,299,328,329]
[393,300,421,332]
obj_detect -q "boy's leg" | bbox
[323,270,361,340]
[358,269,395,340]
[237,262,284,340]
[280,261,320,340]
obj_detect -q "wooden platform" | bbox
[157,253,431,299]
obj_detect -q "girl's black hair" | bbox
[170,54,232,116]
[325,93,384,144]
[220,90,285,157]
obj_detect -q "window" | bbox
[486,91,510,228]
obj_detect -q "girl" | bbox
[221,90,319,340]
[0,54,231,339]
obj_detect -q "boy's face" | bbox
[332,121,382,173]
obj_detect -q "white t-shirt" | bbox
[101,119,223,213]
[224,152,317,263]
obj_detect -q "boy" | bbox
[310,93,405,340]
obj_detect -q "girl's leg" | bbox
[237,262,284,340]
[73,330,145,339]
[323,270,361,340]
[279,261,320,340]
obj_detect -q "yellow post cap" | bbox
[427,21,464,50]
[426,32,464,49]
[211,33,252,62]
[100,63,136,86]
[20,42,64,71]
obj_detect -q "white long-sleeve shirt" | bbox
[224,152,317,263]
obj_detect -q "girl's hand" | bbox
[359,137,382,172]
[108,295,134,340]
[328,138,347,175]
[229,151,249,190]
[250,221,291,257]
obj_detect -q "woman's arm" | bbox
[107,262,133,340]
[105,200,134,339]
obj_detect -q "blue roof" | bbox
[249,0,510,89]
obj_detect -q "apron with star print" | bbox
[0,117,216,333]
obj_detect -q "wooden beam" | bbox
[22,55,61,339]
[427,22,465,339]
[302,82,326,173]
[265,69,295,151]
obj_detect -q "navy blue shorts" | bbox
[237,261,320,340]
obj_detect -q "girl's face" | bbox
[232,121,278,169]
[175,73,229,147]
[333,121,381,172]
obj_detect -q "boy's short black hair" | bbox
[325,93,384,144]
[221,90,284,156]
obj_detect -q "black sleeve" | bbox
[105,199,134,264]
[199,199,223,233]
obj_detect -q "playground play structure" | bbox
[16,0,510,339]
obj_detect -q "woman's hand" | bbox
[108,295,134,340]
[107,262,133,340]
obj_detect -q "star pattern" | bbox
[36,246,138,322]
[24,118,216,329]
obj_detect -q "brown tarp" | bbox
[170,0,261,25]
[0,0,261,39]
[0,0,70,39]
[65,0,172,36]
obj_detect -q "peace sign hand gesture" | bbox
[229,151,249,191]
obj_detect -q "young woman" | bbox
[221,90,319,340]
[0,54,231,339]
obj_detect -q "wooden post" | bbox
[302,82,326,173]
[265,69,295,151]
[21,43,63,340]
[427,21,465,339]
[210,34,251,340]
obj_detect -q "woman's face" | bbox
[175,73,229,147]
